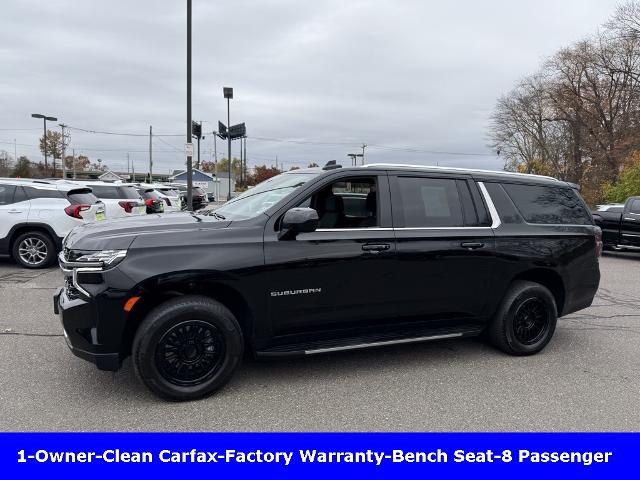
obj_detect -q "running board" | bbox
[256,326,482,358]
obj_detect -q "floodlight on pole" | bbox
[32,113,58,176]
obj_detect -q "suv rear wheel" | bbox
[12,231,56,269]
[133,295,244,401]
[488,280,557,355]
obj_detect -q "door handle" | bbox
[460,242,484,249]
[362,243,390,252]
[624,217,637,221]
[8,210,22,214]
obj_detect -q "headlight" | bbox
[75,249,127,268]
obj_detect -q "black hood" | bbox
[64,212,232,251]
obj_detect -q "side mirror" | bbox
[279,207,318,239]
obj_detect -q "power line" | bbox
[66,125,182,137]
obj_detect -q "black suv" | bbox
[55,164,601,400]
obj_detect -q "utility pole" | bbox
[14,139,17,165]
[361,143,367,165]
[213,131,218,201]
[72,149,76,179]
[243,136,247,185]
[186,0,194,210]
[59,124,67,179]
[224,87,233,200]
[239,134,243,185]
[127,152,130,177]
[149,125,153,182]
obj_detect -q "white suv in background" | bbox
[0,180,106,268]
[136,183,181,212]
[60,180,146,218]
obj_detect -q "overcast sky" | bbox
[0,0,622,174]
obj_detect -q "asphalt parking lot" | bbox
[0,253,638,432]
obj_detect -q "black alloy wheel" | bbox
[155,320,225,387]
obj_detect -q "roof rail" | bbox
[361,163,559,181]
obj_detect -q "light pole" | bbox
[223,87,233,200]
[31,113,57,176]
[186,0,193,211]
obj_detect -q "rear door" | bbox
[389,173,496,324]
[621,198,640,247]
[0,185,29,242]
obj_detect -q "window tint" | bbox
[23,187,64,199]
[90,185,121,199]
[396,177,463,227]
[0,185,16,205]
[297,177,378,228]
[502,183,591,225]
[629,199,640,214]
[67,190,99,205]
[119,186,142,199]
[13,186,27,203]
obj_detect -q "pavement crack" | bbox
[1,329,63,337]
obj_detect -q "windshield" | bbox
[215,171,320,219]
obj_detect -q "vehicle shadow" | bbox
[602,251,640,261]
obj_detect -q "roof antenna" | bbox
[322,160,342,170]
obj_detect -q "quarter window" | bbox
[629,199,640,215]
[396,177,464,228]
[502,183,591,225]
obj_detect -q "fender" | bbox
[0,222,64,255]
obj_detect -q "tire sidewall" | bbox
[503,285,557,354]
[12,231,55,269]
[134,298,243,401]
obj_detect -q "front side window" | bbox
[297,176,378,229]
[628,199,640,215]
[0,185,16,205]
[502,183,591,225]
[396,177,463,228]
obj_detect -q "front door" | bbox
[263,172,398,338]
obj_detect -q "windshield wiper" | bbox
[211,211,226,220]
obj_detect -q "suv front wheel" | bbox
[12,231,56,269]
[133,295,244,401]
[488,280,558,355]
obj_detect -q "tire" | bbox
[12,231,56,269]
[133,295,244,401]
[488,280,557,356]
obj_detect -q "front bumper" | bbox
[54,287,122,371]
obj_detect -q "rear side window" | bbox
[0,185,16,205]
[396,177,464,227]
[67,190,99,205]
[119,186,142,199]
[628,199,640,214]
[502,183,591,225]
[23,187,64,200]
[90,185,121,199]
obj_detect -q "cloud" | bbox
[0,0,620,173]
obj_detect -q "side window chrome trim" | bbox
[315,227,394,232]
[477,182,501,229]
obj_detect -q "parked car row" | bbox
[0,177,209,268]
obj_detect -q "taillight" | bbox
[64,204,90,219]
[118,201,135,213]
[163,197,171,206]
[594,226,603,258]
[145,198,154,207]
